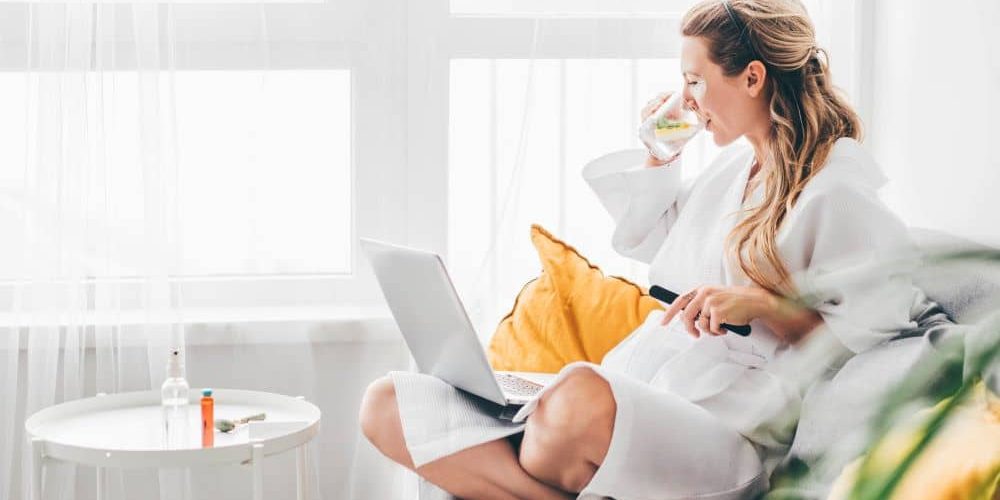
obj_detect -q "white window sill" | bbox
[184,305,402,346]
[0,305,404,348]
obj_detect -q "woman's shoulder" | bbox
[798,137,888,203]
[782,138,913,256]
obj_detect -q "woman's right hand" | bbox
[640,92,674,168]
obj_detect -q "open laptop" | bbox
[361,238,555,420]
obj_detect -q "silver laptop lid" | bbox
[360,238,507,406]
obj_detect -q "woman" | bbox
[360,0,921,498]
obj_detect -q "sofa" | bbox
[772,227,1000,499]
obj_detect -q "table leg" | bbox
[96,466,105,500]
[296,445,307,500]
[96,392,107,500]
[30,437,44,500]
[251,441,264,500]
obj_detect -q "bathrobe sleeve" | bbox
[783,181,920,353]
[583,149,693,264]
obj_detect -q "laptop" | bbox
[361,238,555,420]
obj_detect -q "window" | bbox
[0,0,719,314]
[0,70,351,280]
[0,2,407,309]
[173,70,352,277]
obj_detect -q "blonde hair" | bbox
[681,0,863,296]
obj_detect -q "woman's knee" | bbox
[519,368,616,491]
[536,368,616,438]
[359,375,398,447]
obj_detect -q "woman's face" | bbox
[679,36,769,147]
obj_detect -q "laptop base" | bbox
[458,388,525,422]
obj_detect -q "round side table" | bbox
[24,389,321,500]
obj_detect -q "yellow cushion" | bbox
[486,224,664,373]
[827,383,1000,500]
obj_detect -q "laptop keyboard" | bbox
[495,373,544,397]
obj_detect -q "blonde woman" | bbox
[360,0,922,498]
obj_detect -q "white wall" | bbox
[869,0,1000,248]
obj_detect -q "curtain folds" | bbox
[0,3,326,499]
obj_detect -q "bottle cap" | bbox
[202,388,213,397]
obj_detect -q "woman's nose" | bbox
[681,85,694,103]
[680,87,699,111]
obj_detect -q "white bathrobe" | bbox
[390,137,921,499]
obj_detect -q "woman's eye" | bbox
[688,80,706,99]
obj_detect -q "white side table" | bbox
[24,389,321,500]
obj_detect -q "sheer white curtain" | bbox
[0,3,309,499]
[0,3,187,499]
[0,0,431,498]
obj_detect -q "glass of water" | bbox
[637,91,704,163]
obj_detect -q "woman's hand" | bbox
[641,92,673,168]
[659,285,775,338]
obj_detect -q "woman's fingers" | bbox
[662,287,732,338]
[660,287,696,326]
[640,92,673,122]
[697,310,712,334]
[709,312,724,335]
[682,291,707,337]
[643,92,671,110]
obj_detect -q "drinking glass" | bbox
[638,91,704,163]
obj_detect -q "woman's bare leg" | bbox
[359,376,573,500]
[516,367,616,493]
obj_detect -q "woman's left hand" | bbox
[660,285,774,337]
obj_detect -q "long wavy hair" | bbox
[681,0,863,296]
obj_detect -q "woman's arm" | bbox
[776,180,920,352]
[756,290,825,344]
[583,150,687,264]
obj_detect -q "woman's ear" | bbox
[745,60,767,98]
